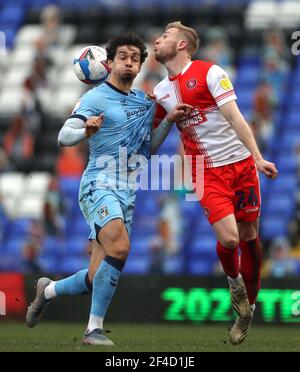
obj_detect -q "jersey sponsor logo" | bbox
[177,106,207,130]
[218,76,233,90]
[158,94,171,103]
[245,207,259,213]
[186,79,197,89]
[125,105,151,120]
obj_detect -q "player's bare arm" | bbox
[219,100,278,180]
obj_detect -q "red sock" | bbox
[239,237,262,305]
[216,242,239,278]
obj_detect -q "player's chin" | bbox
[154,53,164,63]
[121,72,136,82]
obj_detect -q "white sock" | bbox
[87,314,104,333]
[44,281,57,300]
[227,273,242,285]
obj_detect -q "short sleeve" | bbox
[71,88,103,119]
[206,65,237,108]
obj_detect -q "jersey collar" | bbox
[168,61,193,81]
[105,81,135,96]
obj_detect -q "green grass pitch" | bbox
[0,322,299,352]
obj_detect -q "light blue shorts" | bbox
[79,180,136,241]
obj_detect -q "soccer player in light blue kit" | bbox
[26,33,191,346]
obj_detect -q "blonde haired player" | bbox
[153,21,278,345]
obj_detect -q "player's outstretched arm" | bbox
[220,100,278,180]
[58,114,104,147]
[151,104,193,154]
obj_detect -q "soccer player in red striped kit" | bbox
[153,22,278,344]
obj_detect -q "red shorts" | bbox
[199,156,261,225]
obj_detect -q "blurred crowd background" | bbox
[0,0,299,279]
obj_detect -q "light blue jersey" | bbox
[74,82,155,239]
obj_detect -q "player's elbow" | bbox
[57,132,68,147]
[57,140,66,147]
[57,135,65,147]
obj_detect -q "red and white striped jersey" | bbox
[153,60,250,168]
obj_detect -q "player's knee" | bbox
[101,231,130,260]
[112,245,130,261]
[221,235,239,250]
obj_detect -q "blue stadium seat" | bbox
[58,256,88,274]
[67,217,90,236]
[264,194,295,219]
[188,258,214,276]
[271,175,297,194]
[66,237,89,255]
[294,261,300,276]
[141,197,161,214]
[277,155,297,174]
[286,110,300,129]
[163,255,185,274]
[0,6,25,27]
[237,56,260,69]
[0,253,22,271]
[291,90,300,107]
[193,216,212,231]
[279,135,300,154]
[189,235,216,254]
[5,238,24,255]
[68,197,82,216]
[29,0,59,10]
[236,66,260,87]
[0,26,18,49]
[235,88,255,108]
[42,237,65,256]
[130,236,151,255]
[261,218,288,240]
[193,224,213,237]
[291,69,300,85]
[179,200,201,217]
[38,255,60,274]
[6,218,32,238]
[123,254,149,274]
[59,177,80,196]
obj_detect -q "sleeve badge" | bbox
[219,77,233,90]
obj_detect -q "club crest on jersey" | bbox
[98,206,109,220]
[186,79,197,89]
